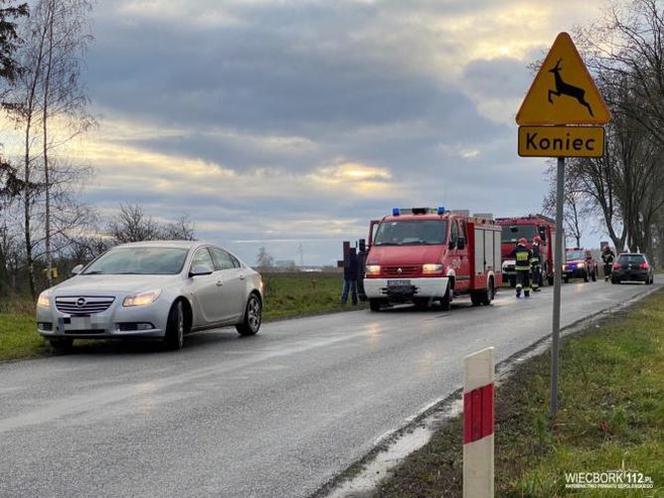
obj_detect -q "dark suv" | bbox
[611,253,655,284]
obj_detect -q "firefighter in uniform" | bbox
[530,235,543,292]
[510,238,532,298]
[601,245,615,282]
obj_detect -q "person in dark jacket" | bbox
[530,235,543,292]
[341,248,359,305]
[601,245,615,282]
[510,238,532,298]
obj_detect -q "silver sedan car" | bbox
[36,241,263,351]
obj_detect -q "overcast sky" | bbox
[72,0,608,265]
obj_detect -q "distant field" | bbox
[262,271,365,321]
[0,271,362,361]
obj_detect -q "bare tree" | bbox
[108,204,161,244]
[107,204,196,244]
[543,165,590,248]
[38,0,95,286]
[161,215,196,241]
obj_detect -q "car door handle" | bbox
[216,281,223,287]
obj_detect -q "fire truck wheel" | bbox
[440,283,451,311]
[470,293,483,306]
[369,299,383,312]
[482,278,495,305]
[414,298,431,310]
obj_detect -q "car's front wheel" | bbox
[164,300,185,350]
[237,293,262,336]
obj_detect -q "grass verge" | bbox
[0,272,362,361]
[374,289,664,497]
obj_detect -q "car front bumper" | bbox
[364,277,450,301]
[36,297,171,340]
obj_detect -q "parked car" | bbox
[611,253,655,285]
[36,241,263,351]
[563,248,598,283]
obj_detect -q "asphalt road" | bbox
[0,279,659,498]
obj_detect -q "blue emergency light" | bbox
[392,208,400,216]
[437,206,446,215]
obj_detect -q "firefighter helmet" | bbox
[518,237,528,246]
[533,235,542,244]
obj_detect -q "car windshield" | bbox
[501,224,538,243]
[566,250,586,260]
[82,247,189,275]
[618,254,646,265]
[373,220,448,246]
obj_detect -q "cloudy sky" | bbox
[71,0,607,265]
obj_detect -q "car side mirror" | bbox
[457,238,466,250]
[71,264,84,275]
[190,264,213,277]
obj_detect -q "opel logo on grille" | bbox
[76,297,86,307]
[397,268,403,274]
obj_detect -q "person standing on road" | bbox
[601,245,615,282]
[510,238,532,298]
[530,235,543,292]
[341,247,359,305]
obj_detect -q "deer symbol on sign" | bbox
[547,58,594,117]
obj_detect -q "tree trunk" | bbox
[42,2,55,288]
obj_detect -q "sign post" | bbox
[515,32,610,418]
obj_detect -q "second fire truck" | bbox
[496,214,557,287]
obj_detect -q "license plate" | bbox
[62,316,92,331]
[387,279,411,287]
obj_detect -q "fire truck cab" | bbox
[363,207,502,311]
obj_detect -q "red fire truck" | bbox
[495,214,557,287]
[363,207,502,311]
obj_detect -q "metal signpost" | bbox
[515,32,610,418]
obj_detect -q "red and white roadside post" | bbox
[463,347,495,498]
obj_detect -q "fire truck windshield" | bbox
[373,220,448,246]
[501,225,538,243]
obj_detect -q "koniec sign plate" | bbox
[518,126,604,158]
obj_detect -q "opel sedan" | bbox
[36,241,263,351]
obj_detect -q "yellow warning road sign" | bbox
[516,32,610,126]
[518,126,604,157]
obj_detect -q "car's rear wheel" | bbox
[236,293,262,336]
[164,300,185,350]
[48,337,73,353]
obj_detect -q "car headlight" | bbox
[365,265,381,275]
[422,263,444,274]
[577,262,585,268]
[37,292,50,308]
[123,289,161,307]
